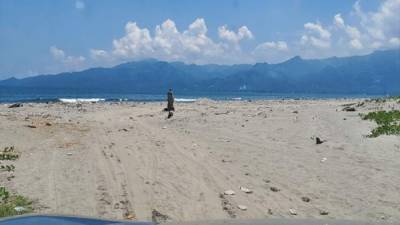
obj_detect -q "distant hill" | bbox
[1,49,399,94]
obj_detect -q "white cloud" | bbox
[112,21,153,58]
[255,41,288,51]
[389,37,400,47]
[50,46,65,60]
[90,49,109,60]
[353,0,400,43]
[103,18,253,64]
[218,25,253,43]
[304,22,331,39]
[349,39,363,49]
[49,46,86,70]
[334,14,345,28]
[301,22,331,49]
[333,14,363,50]
[75,0,85,10]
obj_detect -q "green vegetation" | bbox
[361,110,400,137]
[0,147,33,218]
[0,147,19,161]
[0,165,15,172]
[0,187,33,218]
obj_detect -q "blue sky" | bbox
[0,0,399,78]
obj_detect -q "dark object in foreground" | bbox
[315,137,324,144]
[0,215,151,225]
[167,111,173,119]
[342,106,356,112]
[0,215,391,225]
[8,103,23,108]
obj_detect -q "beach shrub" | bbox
[0,187,32,218]
[361,110,400,137]
[0,147,19,161]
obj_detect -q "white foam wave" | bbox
[59,98,105,103]
[175,98,197,102]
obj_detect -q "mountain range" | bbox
[1,49,399,94]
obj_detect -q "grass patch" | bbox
[0,187,33,218]
[0,147,19,161]
[361,110,400,137]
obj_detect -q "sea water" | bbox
[0,87,384,103]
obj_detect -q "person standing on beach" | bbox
[167,88,175,112]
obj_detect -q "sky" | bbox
[0,0,399,79]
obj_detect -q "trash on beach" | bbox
[125,214,136,220]
[66,152,73,156]
[289,208,297,215]
[342,106,356,112]
[320,157,327,162]
[315,137,324,144]
[239,186,253,194]
[14,206,26,212]
[224,190,235,195]
[237,205,248,211]
[162,126,167,129]
[319,210,329,215]
[301,196,311,202]
[8,103,23,108]
[270,187,280,192]
[26,125,37,128]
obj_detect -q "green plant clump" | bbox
[0,187,32,218]
[361,110,400,137]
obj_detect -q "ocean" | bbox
[0,87,384,103]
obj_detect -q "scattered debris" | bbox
[342,106,356,112]
[263,179,271,183]
[301,197,311,202]
[45,122,52,126]
[8,103,23,108]
[224,190,235,195]
[215,111,230,115]
[292,110,299,114]
[237,205,248,211]
[119,128,128,132]
[14,206,27,212]
[26,125,37,128]
[66,152,73,156]
[315,137,324,144]
[151,209,171,224]
[267,209,273,215]
[239,186,253,194]
[320,157,327,162]
[270,187,280,192]
[162,126,167,129]
[320,210,329,215]
[125,214,136,220]
[221,159,232,163]
[219,193,236,218]
[289,208,297,215]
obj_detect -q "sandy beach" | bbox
[0,99,399,223]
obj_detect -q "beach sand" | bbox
[0,99,399,223]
